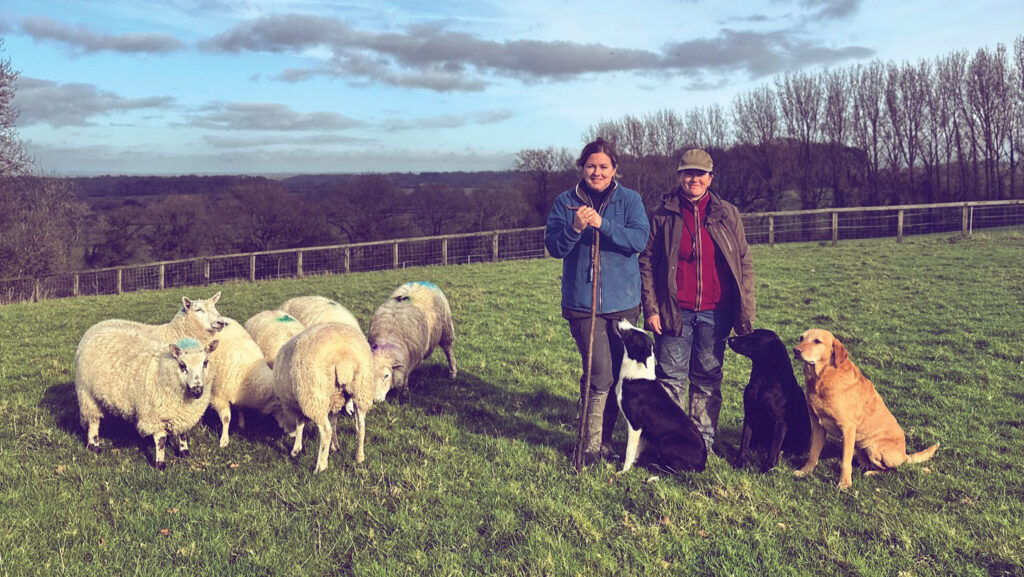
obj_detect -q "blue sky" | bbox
[2,0,1021,176]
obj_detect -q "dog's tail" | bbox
[906,442,939,464]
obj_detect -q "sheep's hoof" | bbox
[448,369,457,379]
[290,448,301,458]
[156,461,166,471]
[87,443,102,454]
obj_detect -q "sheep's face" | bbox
[181,291,227,335]
[170,340,218,399]
[371,345,406,399]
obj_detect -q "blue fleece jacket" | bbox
[544,181,650,314]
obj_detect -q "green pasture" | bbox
[1,233,1022,576]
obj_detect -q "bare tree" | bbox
[822,69,852,206]
[884,61,931,203]
[965,44,1012,199]
[731,86,781,210]
[0,39,30,177]
[776,71,824,209]
[851,62,886,205]
[0,177,89,278]
[514,146,575,223]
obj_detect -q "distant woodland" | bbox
[1,36,1022,280]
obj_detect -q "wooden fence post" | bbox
[249,255,256,283]
[203,259,211,285]
[116,269,123,295]
[962,205,970,238]
[831,212,838,246]
[158,264,166,290]
[73,274,79,297]
[442,239,448,266]
[897,210,904,244]
[393,241,400,269]
[296,251,304,278]
[768,215,775,247]
[344,248,351,273]
[492,232,499,262]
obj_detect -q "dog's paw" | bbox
[793,469,807,478]
[837,478,852,490]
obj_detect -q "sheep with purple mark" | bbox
[369,281,456,398]
[75,331,218,470]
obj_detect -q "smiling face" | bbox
[581,152,617,192]
[678,169,713,200]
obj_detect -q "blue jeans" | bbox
[653,308,733,452]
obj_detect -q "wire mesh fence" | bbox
[3,200,1022,304]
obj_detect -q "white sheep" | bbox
[273,322,391,472]
[206,318,285,448]
[243,309,306,368]
[280,295,361,333]
[75,329,218,470]
[368,281,456,395]
[91,292,226,345]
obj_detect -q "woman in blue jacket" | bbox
[544,137,650,467]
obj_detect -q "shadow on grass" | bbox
[41,380,155,464]
[400,365,580,458]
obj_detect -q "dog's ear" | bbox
[831,337,848,367]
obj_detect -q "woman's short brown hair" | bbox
[576,137,619,169]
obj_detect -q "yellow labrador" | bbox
[792,329,938,489]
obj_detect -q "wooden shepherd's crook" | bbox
[573,224,600,473]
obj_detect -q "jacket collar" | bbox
[662,187,724,222]
[574,179,618,209]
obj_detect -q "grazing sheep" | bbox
[243,309,305,368]
[273,322,388,472]
[75,329,218,470]
[207,318,284,448]
[368,281,456,395]
[93,292,226,345]
[280,296,361,333]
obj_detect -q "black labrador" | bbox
[728,329,811,472]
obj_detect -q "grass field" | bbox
[1,233,1022,576]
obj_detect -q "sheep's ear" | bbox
[169,344,182,358]
[206,340,219,354]
[182,297,193,310]
[831,338,848,367]
[210,291,221,304]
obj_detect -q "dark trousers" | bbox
[567,315,629,452]
[653,308,732,452]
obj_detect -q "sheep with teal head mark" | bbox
[273,322,383,472]
[280,296,361,334]
[75,330,218,470]
[244,309,306,368]
[207,318,287,448]
[368,282,456,399]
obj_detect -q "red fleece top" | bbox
[675,192,732,311]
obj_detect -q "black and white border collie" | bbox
[613,319,707,474]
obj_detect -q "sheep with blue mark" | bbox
[368,281,457,398]
[243,309,306,368]
[75,331,218,470]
